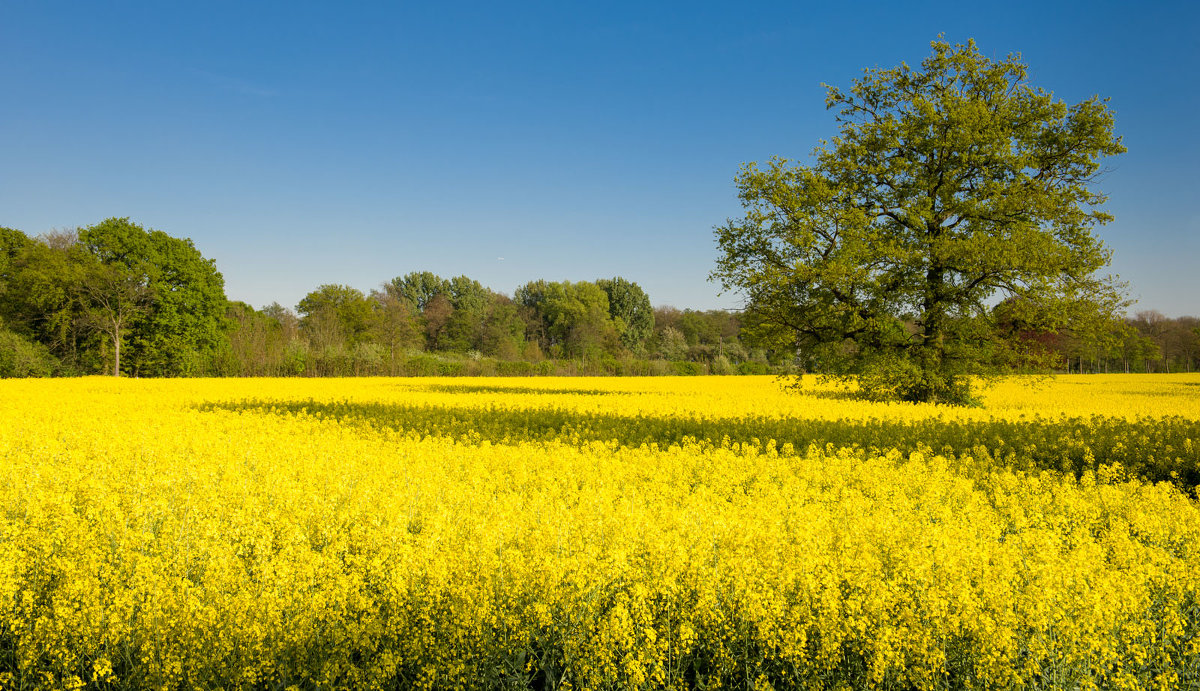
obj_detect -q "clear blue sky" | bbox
[3,1,1197,316]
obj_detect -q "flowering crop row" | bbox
[1,375,1198,689]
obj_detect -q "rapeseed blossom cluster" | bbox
[1,375,1198,689]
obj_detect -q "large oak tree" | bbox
[713,38,1126,404]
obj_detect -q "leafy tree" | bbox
[143,229,228,373]
[1058,299,1130,373]
[1,230,95,371]
[382,272,499,353]
[297,284,373,349]
[422,293,454,351]
[597,277,654,352]
[1165,317,1200,372]
[219,301,303,376]
[478,295,526,359]
[514,279,553,349]
[713,38,1126,404]
[678,309,739,348]
[387,271,451,311]
[79,261,152,376]
[0,227,30,292]
[368,288,422,364]
[262,302,301,336]
[653,306,747,361]
[656,326,689,361]
[515,280,618,359]
[79,218,227,375]
[441,275,492,352]
[1120,327,1160,373]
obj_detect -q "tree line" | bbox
[0,219,784,377]
[1,219,1194,379]
[1048,310,1200,374]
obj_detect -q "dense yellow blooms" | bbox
[1,375,1198,689]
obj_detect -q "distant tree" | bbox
[1129,313,1200,373]
[515,280,617,359]
[1119,325,1160,374]
[991,297,1063,372]
[713,38,1126,403]
[0,227,30,292]
[297,284,373,350]
[220,301,302,376]
[653,306,683,334]
[515,279,553,349]
[478,295,526,359]
[262,302,301,337]
[387,271,450,311]
[441,275,492,352]
[656,326,689,361]
[650,307,744,361]
[422,293,454,351]
[0,228,68,377]
[368,288,422,364]
[1132,311,1171,372]
[679,310,739,348]
[597,277,654,352]
[1166,317,1199,372]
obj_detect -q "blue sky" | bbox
[3,1,1197,315]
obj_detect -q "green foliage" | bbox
[221,301,304,376]
[597,277,654,352]
[656,326,689,361]
[713,38,1127,404]
[440,275,493,352]
[515,280,619,359]
[79,218,227,375]
[671,360,705,376]
[0,231,94,372]
[297,284,374,349]
[367,289,422,361]
[0,323,61,377]
[77,260,152,376]
[386,271,451,311]
[478,297,525,359]
[0,227,31,291]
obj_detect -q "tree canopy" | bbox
[713,38,1127,404]
[80,218,227,375]
[598,277,655,353]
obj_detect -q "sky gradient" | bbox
[3,1,1197,316]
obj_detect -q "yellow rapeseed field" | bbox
[1,374,1199,689]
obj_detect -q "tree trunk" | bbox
[917,263,949,402]
[113,323,121,377]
